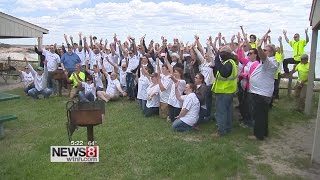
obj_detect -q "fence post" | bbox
[287,76,292,97]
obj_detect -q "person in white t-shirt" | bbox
[78,75,96,102]
[193,42,215,120]
[105,55,128,93]
[86,61,104,91]
[172,83,200,132]
[97,65,127,102]
[156,59,173,119]
[248,30,278,141]
[136,56,151,112]
[18,65,34,95]
[23,58,52,99]
[144,73,160,117]
[167,67,186,122]
[40,45,61,94]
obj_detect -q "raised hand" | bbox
[78,32,82,37]
[283,30,287,35]
[218,32,222,38]
[231,35,236,42]
[236,32,241,39]
[278,36,282,42]
[267,28,271,34]
[70,35,73,40]
[305,28,308,34]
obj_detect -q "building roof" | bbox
[0,12,49,39]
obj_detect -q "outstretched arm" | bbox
[257,29,271,62]
[282,30,290,44]
[278,36,283,54]
[305,28,309,44]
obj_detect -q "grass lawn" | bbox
[0,88,314,179]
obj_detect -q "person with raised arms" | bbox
[248,29,279,141]
[282,28,309,76]
[97,61,127,103]
[23,57,52,99]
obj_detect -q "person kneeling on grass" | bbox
[23,58,52,99]
[145,72,160,117]
[172,82,200,132]
[64,64,86,99]
[17,65,34,95]
[97,64,126,102]
[76,75,96,102]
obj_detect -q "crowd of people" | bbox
[17,26,311,140]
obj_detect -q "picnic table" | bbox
[0,92,19,138]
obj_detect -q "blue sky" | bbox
[0,0,318,51]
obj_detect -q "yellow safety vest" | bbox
[295,62,309,83]
[274,52,284,79]
[212,59,238,94]
[290,39,306,61]
[250,42,257,49]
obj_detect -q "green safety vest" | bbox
[250,42,257,49]
[212,59,238,94]
[290,39,306,61]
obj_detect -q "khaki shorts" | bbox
[159,102,169,119]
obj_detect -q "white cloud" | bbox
[13,0,88,12]
[1,0,317,51]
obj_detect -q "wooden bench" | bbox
[0,115,17,138]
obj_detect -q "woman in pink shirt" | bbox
[236,43,260,128]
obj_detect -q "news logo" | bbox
[50,146,99,162]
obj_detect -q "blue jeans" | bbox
[28,88,52,99]
[79,91,95,102]
[24,83,35,94]
[215,93,233,135]
[138,99,147,113]
[206,85,213,117]
[172,119,192,132]
[126,72,135,99]
[47,72,57,94]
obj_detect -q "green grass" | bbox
[0,89,315,179]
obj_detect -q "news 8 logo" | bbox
[50,146,99,162]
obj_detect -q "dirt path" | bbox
[0,82,23,91]
[248,119,320,179]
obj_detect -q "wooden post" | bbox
[87,125,94,142]
[305,29,318,115]
[311,94,320,164]
[37,37,43,66]
[288,76,293,97]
